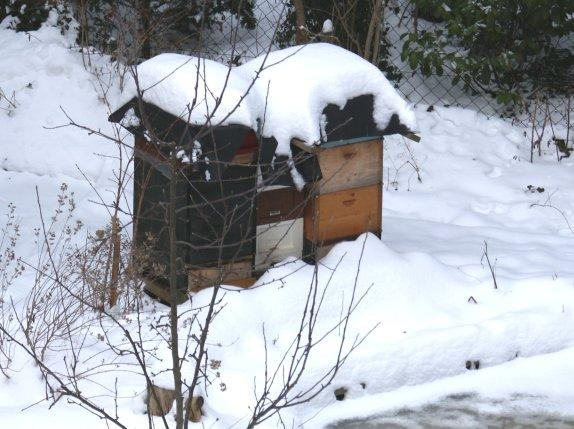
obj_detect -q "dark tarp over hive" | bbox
[321,94,412,143]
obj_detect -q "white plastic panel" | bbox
[255,218,304,269]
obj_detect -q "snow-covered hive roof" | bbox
[237,43,417,155]
[115,53,256,128]
[112,45,417,156]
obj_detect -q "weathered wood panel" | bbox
[187,165,257,265]
[231,130,258,165]
[147,384,175,416]
[302,239,336,263]
[315,139,382,194]
[304,183,382,243]
[188,259,253,292]
[256,187,306,225]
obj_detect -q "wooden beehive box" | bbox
[255,186,306,269]
[297,137,383,259]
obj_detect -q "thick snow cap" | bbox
[113,45,417,157]
[116,53,255,128]
[238,43,418,155]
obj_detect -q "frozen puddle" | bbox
[329,393,574,428]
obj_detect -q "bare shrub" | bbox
[0,202,24,377]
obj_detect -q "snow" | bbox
[237,43,418,154]
[0,22,117,182]
[116,53,257,129]
[319,346,574,427]
[120,107,141,128]
[115,43,416,157]
[322,19,334,34]
[1,21,574,429]
[162,227,574,426]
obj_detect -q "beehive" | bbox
[297,137,383,261]
[255,186,306,269]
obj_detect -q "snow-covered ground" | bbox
[1,19,574,429]
[326,346,574,428]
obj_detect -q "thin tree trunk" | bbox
[364,0,382,65]
[292,0,307,44]
[108,216,120,308]
[140,0,152,59]
[169,147,184,428]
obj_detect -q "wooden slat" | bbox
[404,132,421,142]
[231,150,256,165]
[306,240,336,261]
[304,183,382,242]
[256,187,305,225]
[315,139,382,194]
[226,277,257,288]
[143,279,171,304]
[291,138,316,153]
[188,259,252,292]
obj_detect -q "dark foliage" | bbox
[0,0,73,32]
[276,0,403,82]
[403,0,574,105]
[76,0,256,60]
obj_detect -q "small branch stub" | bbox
[481,241,498,290]
[334,387,348,401]
[147,384,175,416]
[147,385,204,422]
[187,395,204,423]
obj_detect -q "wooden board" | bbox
[225,277,257,288]
[231,130,258,165]
[187,165,257,265]
[188,259,252,292]
[302,231,383,264]
[256,187,306,225]
[302,239,336,263]
[142,275,189,305]
[255,218,304,269]
[315,139,382,194]
[304,183,382,243]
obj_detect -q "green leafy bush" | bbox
[0,0,52,31]
[402,0,574,105]
[0,1,75,34]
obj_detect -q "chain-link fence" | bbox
[382,9,573,129]
[199,0,572,129]
[194,0,286,64]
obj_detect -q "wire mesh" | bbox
[201,0,572,129]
